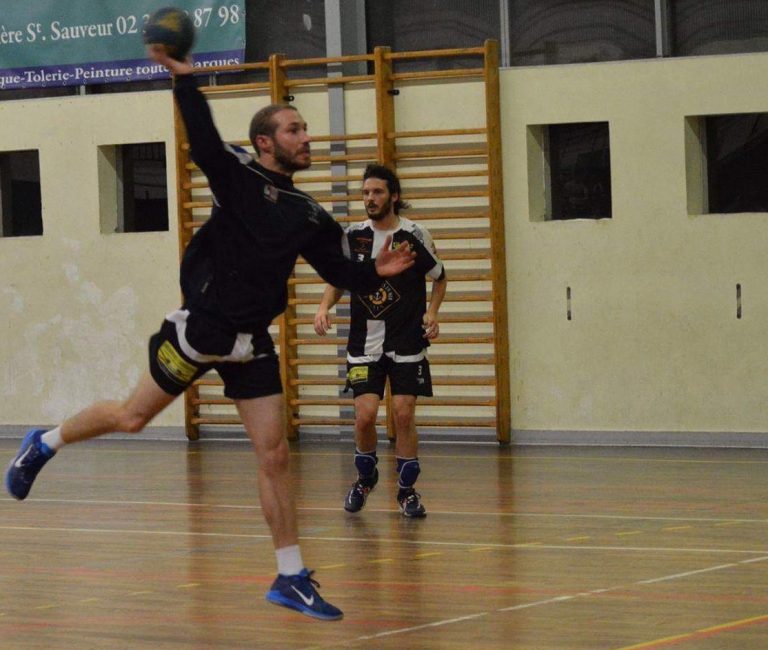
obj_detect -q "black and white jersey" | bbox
[173,74,383,334]
[341,217,444,363]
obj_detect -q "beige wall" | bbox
[502,52,768,437]
[2,51,768,439]
[0,91,183,427]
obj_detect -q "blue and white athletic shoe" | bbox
[5,429,55,500]
[265,569,343,620]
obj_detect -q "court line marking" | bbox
[302,555,768,649]
[3,497,766,524]
[0,523,766,556]
[614,612,768,649]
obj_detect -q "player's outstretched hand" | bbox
[375,235,416,277]
[313,309,333,336]
[146,44,194,76]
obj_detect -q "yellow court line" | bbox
[317,563,347,570]
[414,552,443,559]
[616,531,642,537]
[615,612,768,649]
[176,583,200,589]
[662,526,692,532]
[468,546,497,552]
[565,536,592,542]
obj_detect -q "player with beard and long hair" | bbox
[314,164,447,518]
[5,46,418,622]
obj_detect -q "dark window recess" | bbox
[0,150,43,237]
[222,0,327,85]
[549,122,611,220]
[672,0,768,57]
[706,113,768,214]
[121,143,168,232]
[509,0,655,66]
[366,0,499,72]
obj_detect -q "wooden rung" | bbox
[288,311,494,326]
[282,53,374,67]
[193,397,233,406]
[284,74,375,87]
[289,396,495,407]
[288,334,493,346]
[306,188,489,203]
[289,273,493,286]
[292,416,496,428]
[387,46,485,60]
[199,82,271,94]
[291,417,380,427]
[191,416,243,426]
[292,210,489,226]
[290,290,491,306]
[308,152,376,164]
[393,147,487,161]
[290,375,495,387]
[289,354,495,366]
[390,69,484,82]
[428,227,490,240]
[389,127,486,139]
[438,248,491,261]
[443,271,492,282]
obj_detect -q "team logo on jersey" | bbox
[263,184,279,202]
[358,280,400,318]
[352,237,372,255]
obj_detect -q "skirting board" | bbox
[1,426,767,448]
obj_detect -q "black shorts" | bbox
[148,310,282,400]
[346,355,433,399]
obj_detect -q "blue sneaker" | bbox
[398,488,427,518]
[265,569,343,620]
[344,467,379,513]
[5,429,55,500]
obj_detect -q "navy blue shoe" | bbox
[398,488,427,518]
[265,569,343,620]
[344,467,379,513]
[5,429,55,500]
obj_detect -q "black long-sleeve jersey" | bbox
[342,217,444,361]
[173,74,382,333]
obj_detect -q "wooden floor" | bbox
[1,439,768,649]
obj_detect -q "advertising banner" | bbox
[0,0,245,90]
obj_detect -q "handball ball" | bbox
[143,7,195,61]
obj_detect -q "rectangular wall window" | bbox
[98,142,169,233]
[528,122,612,221]
[686,113,768,215]
[0,150,43,237]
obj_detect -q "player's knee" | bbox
[260,438,290,475]
[355,408,377,431]
[392,403,415,431]
[117,406,151,434]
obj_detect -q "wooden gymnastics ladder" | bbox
[173,41,510,444]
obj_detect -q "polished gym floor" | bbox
[1,438,767,649]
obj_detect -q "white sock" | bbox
[41,427,65,451]
[275,545,304,576]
